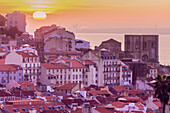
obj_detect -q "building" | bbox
[97,38,121,52]
[0,36,17,47]
[16,32,34,46]
[124,34,159,63]
[81,49,122,86]
[120,63,133,86]
[6,11,26,32]
[122,59,148,85]
[75,39,90,50]
[4,51,40,83]
[40,57,97,87]
[0,64,23,85]
[34,24,76,62]
[44,49,81,62]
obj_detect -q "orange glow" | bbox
[33,11,47,19]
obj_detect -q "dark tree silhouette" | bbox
[153,75,170,113]
[6,26,23,39]
[0,14,5,26]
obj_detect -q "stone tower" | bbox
[124,35,159,63]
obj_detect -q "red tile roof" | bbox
[83,60,96,65]
[41,63,69,69]
[153,101,161,107]
[54,59,87,69]
[0,64,21,71]
[57,83,78,90]
[17,81,35,91]
[87,90,110,96]
[94,107,113,113]
[110,102,126,108]
[112,86,128,92]
[123,97,143,103]
[135,103,145,109]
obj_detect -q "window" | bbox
[14,76,16,80]
[86,75,88,78]
[79,69,81,72]
[76,75,78,79]
[33,58,35,62]
[37,58,39,62]
[73,69,75,72]
[79,75,81,79]
[60,75,62,79]
[76,69,78,72]
[25,64,27,68]
[57,75,59,79]
[68,75,70,79]
[25,58,28,62]
[48,77,50,79]
[73,75,75,79]
[53,69,54,73]
[29,58,32,62]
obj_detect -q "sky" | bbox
[1,0,170,34]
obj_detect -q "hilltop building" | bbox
[34,24,76,62]
[124,34,159,63]
[96,38,121,52]
[6,11,26,32]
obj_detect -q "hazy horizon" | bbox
[1,0,170,34]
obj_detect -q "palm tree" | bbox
[152,75,170,113]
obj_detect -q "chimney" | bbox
[82,103,91,113]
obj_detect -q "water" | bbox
[75,33,170,65]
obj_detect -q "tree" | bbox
[153,75,170,113]
[6,26,23,39]
[0,14,5,26]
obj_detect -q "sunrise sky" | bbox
[1,0,170,34]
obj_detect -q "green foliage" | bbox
[153,75,170,113]
[0,14,5,26]
[6,26,23,39]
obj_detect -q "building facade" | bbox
[75,39,90,50]
[81,49,122,86]
[0,64,23,85]
[5,51,40,83]
[40,58,97,87]
[6,11,26,32]
[97,38,121,52]
[124,35,159,63]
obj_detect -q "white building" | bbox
[40,57,97,87]
[81,49,122,86]
[6,11,26,32]
[120,62,133,86]
[75,39,90,49]
[4,51,40,83]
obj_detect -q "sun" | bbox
[33,11,47,19]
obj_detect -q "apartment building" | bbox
[81,49,122,86]
[0,64,23,85]
[40,57,97,87]
[4,51,40,83]
[120,63,133,86]
[6,11,26,32]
